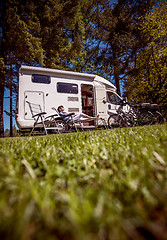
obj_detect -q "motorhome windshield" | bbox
[107,92,121,104]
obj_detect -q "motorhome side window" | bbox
[32,74,51,84]
[57,82,78,94]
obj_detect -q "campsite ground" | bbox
[0,124,167,240]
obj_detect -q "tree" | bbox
[0,0,44,137]
[78,0,156,95]
[124,1,167,116]
[4,126,19,137]
[0,0,89,136]
[67,0,99,73]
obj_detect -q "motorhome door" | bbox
[94,83,108,120]
[24,91,44,119]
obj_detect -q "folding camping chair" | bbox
[52,107,95,132]
[51,107,78,132]
[26,101,59,135]
[51,107,107,132]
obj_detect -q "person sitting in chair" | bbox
[57,105,99,122]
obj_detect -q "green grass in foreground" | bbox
[0,124,167,240]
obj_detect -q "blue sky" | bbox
[4,89,17,130]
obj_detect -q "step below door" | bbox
[24,91,44,120]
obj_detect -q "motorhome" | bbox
[16,65,123,131]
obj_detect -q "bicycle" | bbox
[149,104,164,124]
[108,100,136,128]
[131,103,154,126]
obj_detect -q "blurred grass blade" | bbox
[22,159,36,179]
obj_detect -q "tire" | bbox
[50,119,68,134]
[97,118,108,129]
[108,114,124,128]
[153,112,164,124]
[125,113,136,127]
[138,111,153,126]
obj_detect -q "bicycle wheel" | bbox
[125,113,136,127]
[50,119,68,134]
[108,114,125,128]
[153,111,164,124]
[97,118,108,129]
[138,111,153,126]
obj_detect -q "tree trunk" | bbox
[10,83,13,137]
[114,68,121,96]
[113,50,121,96]
[0,1,6,137]
[0,79,4,137]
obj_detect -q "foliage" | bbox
[4,126,19,137]
[0,125,167,239]
[124,1,167,116]
[0,0,163,135]
[82,0,156,95]
[0,0,93,136]
[0,0,45,136]
[36,0,88,69]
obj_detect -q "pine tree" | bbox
[32,0,87,69]
[0,0,44,136]
[0,0,95,136]
[84,0,156,95]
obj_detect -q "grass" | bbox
[0,124,167,240]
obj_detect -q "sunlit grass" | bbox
[0,124,167,240]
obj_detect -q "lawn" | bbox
[0,124,167,240]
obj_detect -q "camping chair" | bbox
[51,107,107,132]
[51,107,79,132]
[26,101,59,135]
[52,107,97,132]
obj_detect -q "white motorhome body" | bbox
[16,65,122,129]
